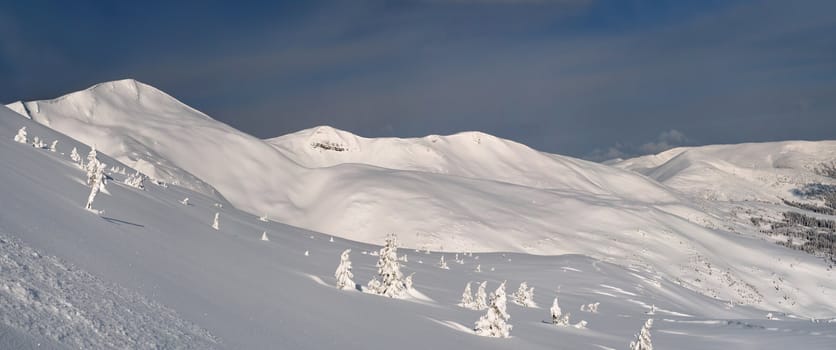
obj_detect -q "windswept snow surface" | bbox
[6,80,836,320]
[1,103,836,348]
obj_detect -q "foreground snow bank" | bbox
[0,234,218,349]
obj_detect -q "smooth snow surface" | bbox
[1,101,836,348]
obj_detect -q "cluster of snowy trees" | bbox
[333,234,416,298]
[474,281,512,338]
[14,126,59,152]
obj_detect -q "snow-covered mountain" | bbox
[2,104,835,349]
[614,142,836,202]
[6,79,836,321]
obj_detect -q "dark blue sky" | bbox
[1,0,834,160]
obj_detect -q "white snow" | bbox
[1,80,835,349]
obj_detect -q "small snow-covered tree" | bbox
[512,282,536,307]
[629,318,653,350]
[124,171,146,189]
[404,272,415,291]
[181,197,190,206]
[211,212,220,230]
[550,296,564,325]
[13,127,27,144]
[474,281,512,338]
[438,255,449,269]
[261,232,269,241]
[49,140,58,152]
[84,159,107,211]
[335,249,355,290]
[367,233,408,298]
[574,320,588,329]
[460,282,475,309]
[475,264,481,272]
[70,147,82,166]
[259,214,269,222]
[646,304,656,315]
[475,281,488,310]
[85,147,102,185]
[32,136,46,149]
[581,302,600,313]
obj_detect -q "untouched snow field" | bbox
[1,80,835,348]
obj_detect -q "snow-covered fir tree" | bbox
[475,264,481,272]
[551,294,570,326]
[335,249,355,290]
[629,318,653,350]
[13,126,27,144]
[49,140,58,152]
[261,232,269,241]
[512,281,536,307]
[475,281,488,310]
[367,233,408,298]
[84,157,107,211]
[211,212,220,230]
[259,214,269,222]
[474,281,512,338]
[181,197,190,206]
[438,255,449,269]
[459,282,475,309]
[85,147,101,186]
[70,147,82,166]
[646,304,656,315]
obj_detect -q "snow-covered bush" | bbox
[475,281,488,310]
[212,212,220,230]
[646,304,656,315]
[70,147,82,166]
[13,127,27,144]
[459,282,475,309]
[335,249,355,290]
[580,302,600,313]
[550,294,571,326]
[512,281,536,307]
[367,234,408,298]
[32,136,47,149]
[474,264,481,272]
[259,214,269,222]
[49,140,58,152]
[629,318,653,350]
[404,272,415,291]
[124,171,146,190]
[261,232,269,241]
[474,281,512,338]
[181,197,190,206]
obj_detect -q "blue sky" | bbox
[1,0,834,160]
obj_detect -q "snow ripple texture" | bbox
[0,234,218,349]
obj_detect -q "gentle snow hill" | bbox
[268,125,674,202]
[614,141,836,202]
[1,105,835,348]
[7,80,836,318]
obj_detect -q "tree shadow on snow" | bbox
[101,216,145,228]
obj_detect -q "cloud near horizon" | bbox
[1,0,834,161]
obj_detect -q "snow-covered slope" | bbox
[7,80,836,318]
[614,142,836,202]
[2,105,835,349]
